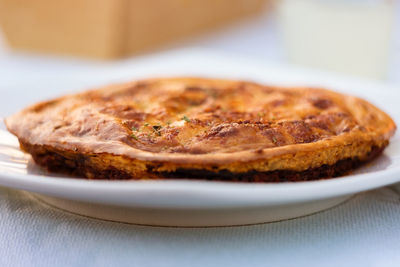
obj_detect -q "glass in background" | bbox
[277,0,394,80]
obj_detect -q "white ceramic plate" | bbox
[0,49,399,226]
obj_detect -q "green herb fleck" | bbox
[272,137,277,144]
[144,122,149,126]
[131,126,138,131]
[130,134,138,140]
[182,115,191,122]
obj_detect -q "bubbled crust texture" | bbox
[5,78,396,181]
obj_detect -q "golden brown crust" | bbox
[5,77,397,180]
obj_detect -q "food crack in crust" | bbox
[6,78,396,182]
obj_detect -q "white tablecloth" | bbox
[1,186,400,267]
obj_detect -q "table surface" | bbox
[0,6,400,267]
[0,186,399,267]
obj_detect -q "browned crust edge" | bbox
[21,140,385,183]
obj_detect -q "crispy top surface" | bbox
[6,78,396,164]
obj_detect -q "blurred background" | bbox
[0,0,398,83]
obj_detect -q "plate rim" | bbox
[1,49,399,209]
[0,161,399,208]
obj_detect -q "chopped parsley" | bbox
[131,126,138,131]
[182,115,191,122]
[144,122,149,127]
[130,133,138,140]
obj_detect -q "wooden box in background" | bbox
[0,0,266,59]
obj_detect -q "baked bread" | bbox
[5,77,396,182]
